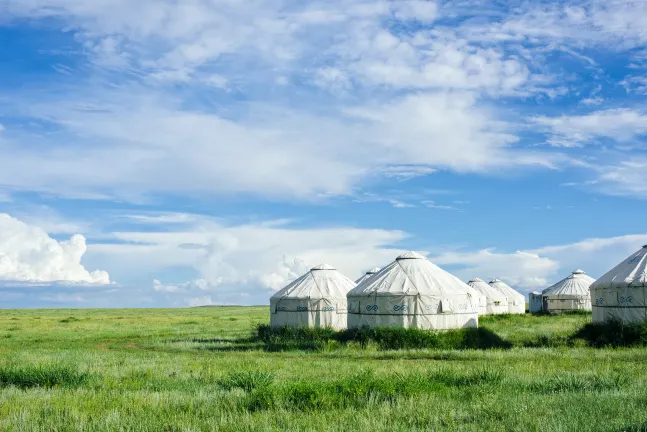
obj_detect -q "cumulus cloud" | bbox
[84,215,405,305]
[0,213,109,284]
[1,209,645,305]
[79,212,647,304]
[431,249,559,289]
[428,233,647,294]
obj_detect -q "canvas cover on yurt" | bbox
[346,252,479,330]
[542,269,595,314]
[590,246,647,324]
[270,264,356,330]
[467,278,509,315]
[465,285,488,316]
[529,292,543,313]
[489,279,525,314]
[355,267,381,284]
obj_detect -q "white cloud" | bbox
[0,0,584,203]
[430,233,647,293]
[125,212,204,225]
[580,97,604,106]
[621,76,647,94]
[531,109,647,147]
[391,1,437,23]
[530,234,647,279]
[259,254,309,291]
[378,165,437,180]
[456,1,647,48]
[0,89,555,201]
[0,213,109,284]
[84,216,406,304]
[141,227,647,302]
[431,249,559,289]
[1,209,645,305]
[39,293,87,303]
[187,296,215,307]
[590,158,647,198]
[389,200,416,209]
[422,201,456,210]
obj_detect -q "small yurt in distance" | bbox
[270,264,356,330]
[355,267,380,284]
[346,251,479,330]
[542,269,595,314]
[489,279,525,314]
[590,246,647,324]
[465,285,487,316]
[468,278,509,315]
[529,292,543,313]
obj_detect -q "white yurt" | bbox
[270,264,356,330]
[488,279,525,314]
[355,267,381,284]
[542,269,595,314]
[529,292,543,313]
[465,285,488,316]
[590,245,647,324]
[346,251,479,330]
[467,278,509,315]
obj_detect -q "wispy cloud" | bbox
[530,109,647,147]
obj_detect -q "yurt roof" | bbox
[347,251,472,298]
[355,267,381,284]
[542,269,595,297]
[488,279,525,301]
[271,264,356,300]
[396,251,426,260]
[467,277,508,301]
[591,245,647,289]
[310,263,336,270]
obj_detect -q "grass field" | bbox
[0,308,646,431]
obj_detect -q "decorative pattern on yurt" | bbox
[590,246,647,324]
[346,251,479,330]
[270,264,356,330]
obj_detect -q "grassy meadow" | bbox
[0,307,646,431]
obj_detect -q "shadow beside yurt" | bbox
[346,251,479,330]
[590,246,647,324]
[270,264,356,330]
[542,269,595,314]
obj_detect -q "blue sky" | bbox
[1,0,647,307]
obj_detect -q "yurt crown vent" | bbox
[310,264,336,271]
[396,251,426,260]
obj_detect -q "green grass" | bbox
[1,307,647,431]
[0,363,89,389]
